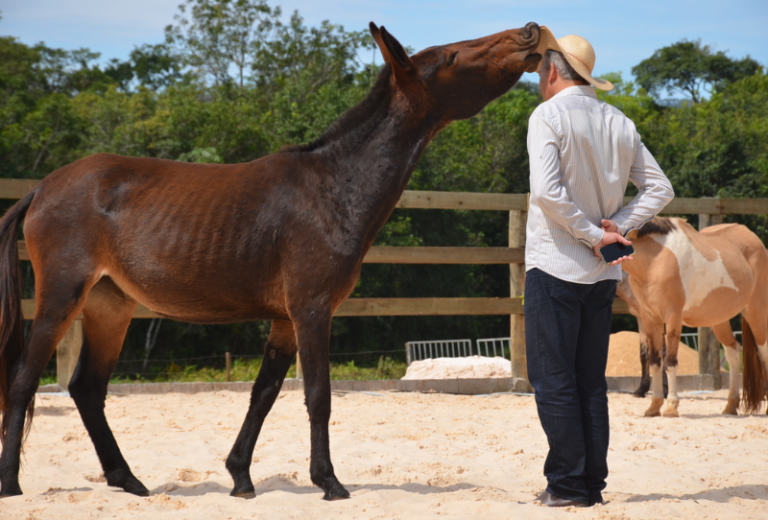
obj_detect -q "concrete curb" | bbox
[36,373,728,396]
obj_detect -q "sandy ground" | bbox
[3,389,768,520]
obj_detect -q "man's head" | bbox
[538,49,589,100]
[534,28,613,100]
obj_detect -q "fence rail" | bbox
[2,177,764,386]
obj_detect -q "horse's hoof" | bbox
[644,409,660,417]
[722,407,739,416]
[322,483,351,501]
[0,481,23,498]
[323,490,351,501]
[111,475,149,496]
[231,490,256,500]
[662,408,679,418]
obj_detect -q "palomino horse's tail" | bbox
[741,316,767,414]
[0,190,35,445]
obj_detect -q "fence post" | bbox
[56,319,83,391]
[697,212,723,390]
[225,352,231,382]
[509,207,529,384]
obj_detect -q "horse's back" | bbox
[21,153,308,322]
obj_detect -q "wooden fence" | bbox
[3,178,768,389]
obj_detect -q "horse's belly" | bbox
[107,268,288,324]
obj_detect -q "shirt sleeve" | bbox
[609,136,675,235]
[528,114,605,247]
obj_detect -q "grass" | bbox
[40,356,407,386]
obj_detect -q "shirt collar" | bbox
[551,85,597,101]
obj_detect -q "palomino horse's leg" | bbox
[0,277,93,497]
[68,278,147,496]
[661,315,683,417]
[294,309,349,500]
[226,319,296,498]
[713,322,740,415]
[742,305,768,414]
[633,320,651,398]
[644,317,666,417]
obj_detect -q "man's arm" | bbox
[528,114,605,247]
[608,137,674,235]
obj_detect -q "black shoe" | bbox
[534,491,589,508]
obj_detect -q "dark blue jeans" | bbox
[524,268,616,506]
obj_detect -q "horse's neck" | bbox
[314,105,436,245]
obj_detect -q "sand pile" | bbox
[607,330,699,376]
[402,355,511,380]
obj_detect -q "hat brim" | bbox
[536,26,613,91]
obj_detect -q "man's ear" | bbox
[369,22,416,84]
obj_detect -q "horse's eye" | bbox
[447,52,458,67]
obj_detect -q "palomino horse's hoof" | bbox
[722,399,740,415]
[662,408,679,418]
[644,398,664,417]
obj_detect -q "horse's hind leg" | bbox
[226,319,296,498]
[68,278,147,496]
[712,321,740,415]
[0,277,93,497]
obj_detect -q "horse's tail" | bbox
[0,190,35,445]
[741,316,766,414]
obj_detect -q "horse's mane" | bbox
[281,64,394,154]
[636,217,677,238]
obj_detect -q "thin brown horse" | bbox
[622,217,768,418]
[0,22,543,499]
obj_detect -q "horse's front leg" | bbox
[644,317,666,417]
[633,319,651,398]
[661,315,683,417]
[226,319,297,498]
[293,306,349,500]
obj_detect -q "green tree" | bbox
[164,0,280,88]
[632,39,760,103]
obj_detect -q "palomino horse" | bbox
[622,217,768,417]
[0,23,543,499]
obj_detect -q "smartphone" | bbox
[599,242,635,264]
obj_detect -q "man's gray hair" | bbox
[541,50,587,83]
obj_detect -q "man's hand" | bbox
[594,219,633,266]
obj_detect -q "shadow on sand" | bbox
[624,484,768,504]
[151,475,477,498]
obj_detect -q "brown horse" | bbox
[0,22,542,499]
[622,217,768,418]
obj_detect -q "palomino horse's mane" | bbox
[281,64,394,154]
[636,217,677,238]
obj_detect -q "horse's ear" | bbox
[369,22,415,83]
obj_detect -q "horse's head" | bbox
[369,22,541,123]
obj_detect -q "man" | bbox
[524,28,674,508]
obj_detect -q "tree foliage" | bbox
[632,39,760,103]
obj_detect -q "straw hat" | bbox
[536,26,613,91]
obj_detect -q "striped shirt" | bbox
[525,86,674,283]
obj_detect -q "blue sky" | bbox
[1,0,766,84]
